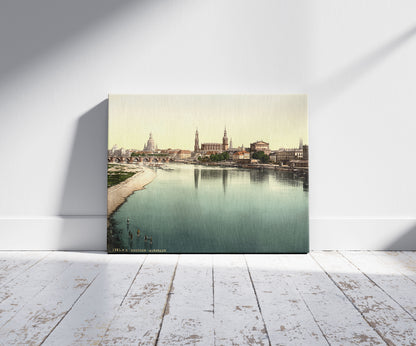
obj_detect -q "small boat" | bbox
[159,165,174,171]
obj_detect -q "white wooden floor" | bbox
[0,252,415,345]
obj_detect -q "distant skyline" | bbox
[108,95,308,150]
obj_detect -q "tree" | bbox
[208,152,230,162]
[252,151,270,163]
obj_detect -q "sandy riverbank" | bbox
[107,166,156,216]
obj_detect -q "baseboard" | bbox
[0,216,106,251]
[0,217,415,251]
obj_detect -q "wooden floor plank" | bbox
[0,252,74,328]
[312,251,416,345]
[245,255,327,345]
[403,251,416,264]
[0,251,414,345]
[372,251,416,282]
[278,254,384,345]
[100,254,179,345]
[0,251,50,288]
[42,254,146,345]
[342,251,416,320]
[0,252,108,345]
[157,255,214,345]
[213,255,269,346]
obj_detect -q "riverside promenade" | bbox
[107,166,156,215]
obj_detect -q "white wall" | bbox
[1,0,415,250]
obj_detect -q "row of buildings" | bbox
[108,128,308,166]
[194,128,308,164]
[194,128,229,152]
[108,145,132,157]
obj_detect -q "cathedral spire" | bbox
[194,128,199,152]
[222,126,229,151]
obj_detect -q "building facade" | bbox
[302,145,309,160]
[232,151,250,161]
[275,149,299,162]
[177,150,192,159]
[108,145,131,158]
[250,141,270,154]
[200,143,223,152]
[290,159,308,169]
[198,128,229,153]
[275,146,306,164]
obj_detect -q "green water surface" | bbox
[109,163,308,253]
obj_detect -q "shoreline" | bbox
[107,166,156,216]
[175,160,308,173]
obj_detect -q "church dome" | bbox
[144,132,156,152]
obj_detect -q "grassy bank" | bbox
[107,171,136,187]
[107,164,142,188]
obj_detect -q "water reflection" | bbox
[194,168,199,189]
[250,169,269,184]
[272,171,302,187]
[199,168,229,193]
[200,169,223,180]
[222,169,228,194]
[270,170,308,191]
[303,178,309,191]
[196,166,306,191]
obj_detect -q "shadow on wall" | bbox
[386,223,416,251]
[309,24,416,111]
[0,0,139,82]
[58,100,108,250]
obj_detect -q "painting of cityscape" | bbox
[107,95,309,253]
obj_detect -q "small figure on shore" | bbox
[144,235,153,245]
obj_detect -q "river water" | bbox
[109,163,308,253]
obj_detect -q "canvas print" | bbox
[107,95,309,253]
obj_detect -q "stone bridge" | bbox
[108,156,174,164]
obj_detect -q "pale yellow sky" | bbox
[108,95,308,150]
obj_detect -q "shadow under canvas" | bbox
[58,100,108,250]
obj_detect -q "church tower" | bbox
[194,129,199,152]
[222,127,229,151]
[299,138,303,149]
